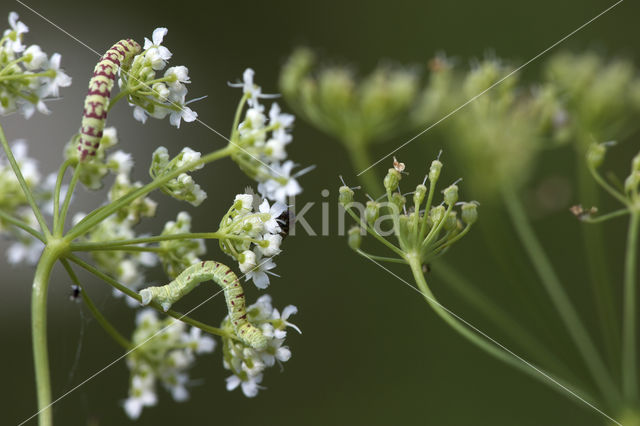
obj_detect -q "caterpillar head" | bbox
[139,287,172,312]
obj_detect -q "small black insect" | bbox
[277,209,294,239]
[69,285,81,301]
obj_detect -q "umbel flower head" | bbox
[228,68,313,203]
[279,47,420,147]
[411,56,559,199]
[544,51,640,149]
[120,27,199,128]
[124,309,216,419]
[217,190,288,289]
[341,155,478,265]
[0,11,71,118]
[222,295,300,397]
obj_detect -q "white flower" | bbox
[123,375,157,420]
[258,334,291,367]
[274,305,302,336]
[238,249,256,274]
[264,138,288,161]
[165,372,190,402]
[268,102,294,131]
[259,233,282,257]
[244,248,277,289]
[107,150,134,175]
[23,45,48,70]
[165,66,190,88]
[143,27,172,70]
[248,294,274,321]
[176,147,203,170]
[258,161,309,203]
[169,105,197,128]
[4,12,29,52]
[234,194,254,212]
[41,53,71,98]
[225,373,263,398]
[18,99,49,119]
[185,327,216,354]
[258,199,286,234]
[133,105,149,123]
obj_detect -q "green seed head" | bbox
[384,168,402,192]
[339,185,354,206]
[461,202,478,225]
[443,184,459,206]
[365,201,380,224]
[348,226,362,250]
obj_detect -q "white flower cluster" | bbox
[222,295,300,397]
[121,28,198,128]
[157,211,206,279]
[150,146,207,206]
[0,141,69,265]
[230,69,313,203]
[218,191,287,289]
[0,12,71,118]
[124,309,215,419]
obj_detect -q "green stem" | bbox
[502,186,620,406]
[576,157,620,377]
[582,208,630,224]
[52,159,73,236]
[60,259,131,350]
[32,246,61,426]
[0,123,50,237]
[66,254,236,340]
[69,232,236,251]
[56,164,80,236]
[0,209,44,241]
[346,137,383,197]
[623,211,640,402]
[588,165,629,206]
[345,206,405,257]
[67,145,235,241]
[407,254,595,403]
[0,71,55,81]
[355,249,406,264]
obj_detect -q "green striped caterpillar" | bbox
[77,39,141,161]
[139,261,267,351]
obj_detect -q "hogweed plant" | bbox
[283,47,640,423]
[1,13,308,426]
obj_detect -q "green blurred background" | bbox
[2,0,640,424]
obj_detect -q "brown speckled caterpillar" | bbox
[77,39,141,161]
[139,261,268,351]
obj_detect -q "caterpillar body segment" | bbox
[78,39,141,161]
[139,261,268,350]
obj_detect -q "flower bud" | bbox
[429,205,446,224]
[624,172,640,194]
[365,201,380,225]
[391,192,406,212]
[348,226,362,250]
[586,143,607,169]
[384,168,402,192]
[443,184,459,206]
[414,184,427,209]
[443,211,458,231]
[461,202,478,225]
[429,160,442,182]
[339,185,354,206]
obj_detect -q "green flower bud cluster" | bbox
[412,57,552,198]
[341,156,478,265]
[544,52,640,148]
[150,146,207,207]
[280,48,420,148]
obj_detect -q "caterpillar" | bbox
[77,39,141,161]
[139,261,267,351]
